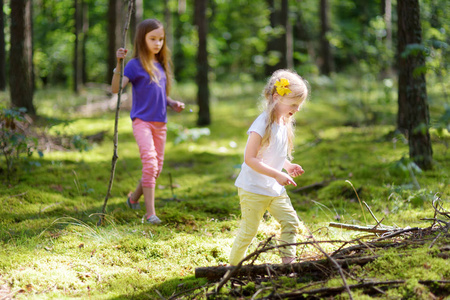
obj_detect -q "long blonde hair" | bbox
[133,19,173,95]
[260,69,309,160]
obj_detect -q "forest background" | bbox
[0,0,449,299]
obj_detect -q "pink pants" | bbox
[132,118,167,188]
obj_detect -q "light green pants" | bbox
[229,188,306,266]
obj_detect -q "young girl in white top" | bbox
[230,69,309,265]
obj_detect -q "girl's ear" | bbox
[273,93,280,102]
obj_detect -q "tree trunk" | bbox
[195,0,210,126]
[107,0,123,83]
[265,0,288,76]
[82,1,88,84]
[130,0,143,44]
[73,0,83,93]
[294,0,315,67]
[164,0,173,51]
[319,0,332,75]
[10,0,35,115]
[384,0,392,51]
[0,0,6,91]
[284,0,293,69]
[397,0,433,170]
[173,8,186,81]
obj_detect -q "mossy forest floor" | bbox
[0,74,449,299]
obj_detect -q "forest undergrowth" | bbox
[0,74,449,299]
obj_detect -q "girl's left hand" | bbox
[169,100,185,113]
[287,164,305,178]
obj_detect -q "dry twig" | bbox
[98,0,134,226]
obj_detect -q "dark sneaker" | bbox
[126,192,141,210]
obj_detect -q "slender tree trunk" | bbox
[397,0,433,170]
[0,0,6,91]
[130,0,143,44]
[384,0,392,51]
[294,0,315,66]
[283,0,293,69]
[265,0,288,76]
[74,0,82,93]
[107,0,123,83]
[10,0,35,115]
[82,1,88,84]
[319,0,332,75]
[194,0,210,126]
[164,0,173,51]
[174,8,186,81]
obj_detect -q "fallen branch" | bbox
[310,237,353,300]
[291,177,348,194]
[214,236,275,293]
[329,222,394,234]
[375,227,420,241]
[196,255,378,281]
[292,180,334,194]
[331,241,398,258]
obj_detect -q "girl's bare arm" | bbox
[111,48,130,93]
[244,132,296,186]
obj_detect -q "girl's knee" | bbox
[279,216,301,229]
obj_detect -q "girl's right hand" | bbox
[116,48,128,60]
[275,172,297,187]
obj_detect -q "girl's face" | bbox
[275,96,302,122]
[145,27,165,58]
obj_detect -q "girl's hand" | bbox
[275,172,297,187]
[285,162,305,178]
[116,48,128,61]
[169,100,185,113]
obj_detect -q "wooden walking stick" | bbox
[98,0,134,226]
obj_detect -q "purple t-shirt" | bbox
[124,58,167,122]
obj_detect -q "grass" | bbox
[0,72,449,299]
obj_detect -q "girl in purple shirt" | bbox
[112,19,185,224]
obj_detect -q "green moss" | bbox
[1,74,449,299]
[365,245,450,281]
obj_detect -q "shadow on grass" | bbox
[109,275,210,300]
[0,149,242,244]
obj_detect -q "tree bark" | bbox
[82,1,89,84]
[329,222,393,234]
[265,0,288,76]
[195,0,210,126]
[74,0,83,93]
[294,1,315,67]
[107,0,123,83]
[164,0,173,51]
[285,0,293,69]
[319,0,332,75]
[130,0,143,44]
[384,0,392,51]
[174,0,188,81]
[0,0,6,91]
[397,0,433,170]
[10,0,35,115]
[195,256,377,281]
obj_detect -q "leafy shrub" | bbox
[0,107,41,178]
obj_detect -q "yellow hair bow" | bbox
[274,78,292,96]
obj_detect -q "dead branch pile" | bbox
[186,196,450,299]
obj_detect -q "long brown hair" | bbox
[133,19,173,95]
[261,69,309,160]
